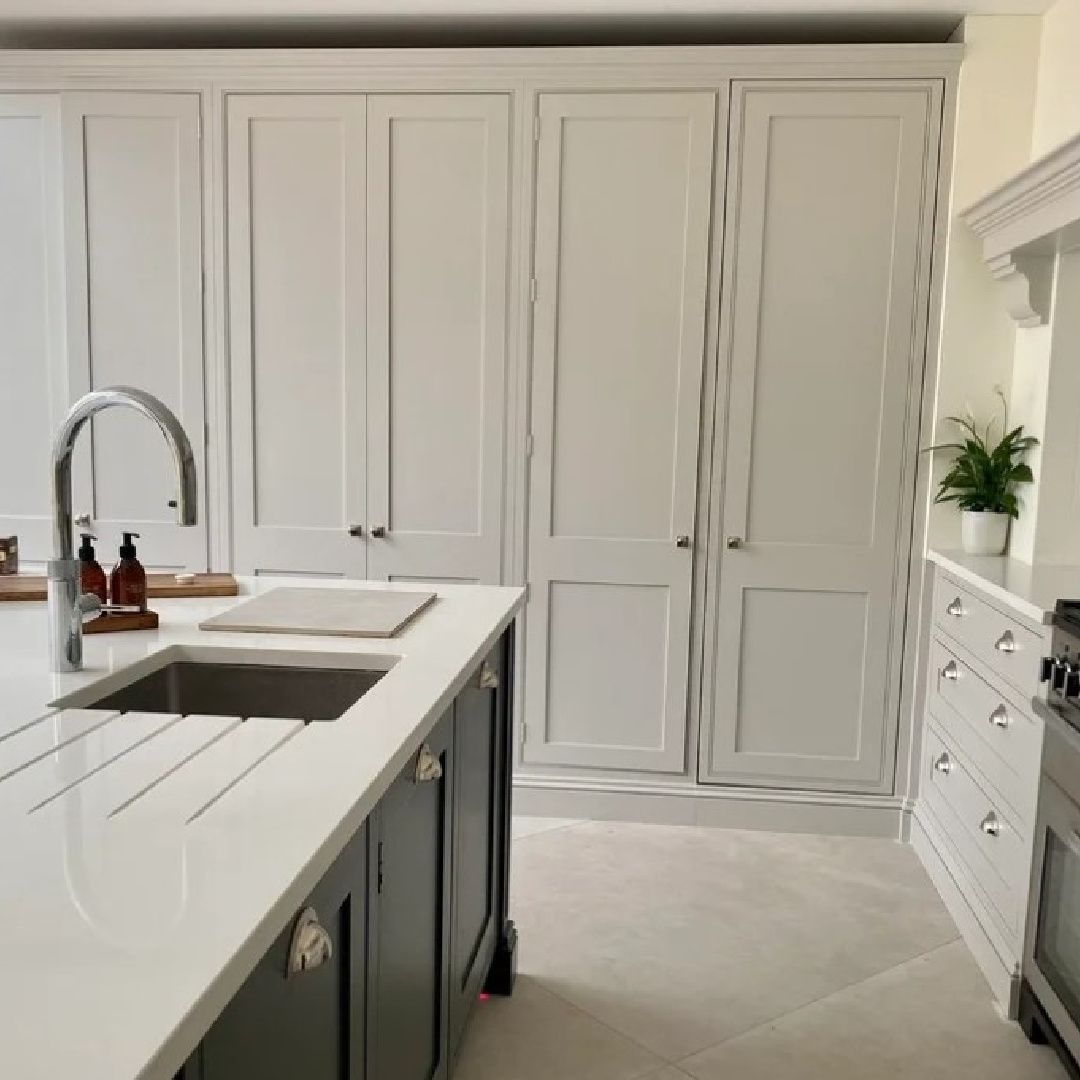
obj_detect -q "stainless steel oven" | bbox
[1024,685,1080,1078]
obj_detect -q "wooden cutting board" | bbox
[0,573,238,603]
[199,587,436,639]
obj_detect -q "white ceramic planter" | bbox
[961,510,1010,556]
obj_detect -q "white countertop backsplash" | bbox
[0,576,524,1080]
[927,549,1080,624]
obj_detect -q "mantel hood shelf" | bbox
[962,129,1080,328]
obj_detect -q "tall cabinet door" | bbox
[227,95,368,577]
[0,94,65,564]
[62,93,207,570]
[523,92,716,773]
[365,95,510,587]
[701,82,942,792]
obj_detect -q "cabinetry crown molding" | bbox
[962,130,1080,328]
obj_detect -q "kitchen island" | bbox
[0,577,524,1080]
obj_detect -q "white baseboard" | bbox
[512,776,907,838]
[911,808,1020,1017]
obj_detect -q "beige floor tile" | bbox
[511,823,958,1061]
[680,941,1067,1080]
[636,1070,695,1080]
[512,816,583,841]
[453,975,662,1080]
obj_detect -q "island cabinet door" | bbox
[179,822,368,1080]
[368,711,454,1080]
[448,647,503,1062]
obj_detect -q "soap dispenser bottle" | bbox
[78,533,108,604]
[111,532,147,611]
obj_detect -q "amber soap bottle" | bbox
[78,533,107,604]
[111,532,147,611]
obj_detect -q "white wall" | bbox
[928,15,1041,552]
[1008,0,1080,561]
[1031,0,1080,157]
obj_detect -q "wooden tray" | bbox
[0,573,238,603]
[84,610,160,634]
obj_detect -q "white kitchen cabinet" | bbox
[227,93,510,585]
[699,82,943,792]
[227,95,369,579]
[366,95,510,586]
[0,94,65,563]
[62,93,207,570]
[522,92,717,773]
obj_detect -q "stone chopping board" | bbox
[198,587,437,639]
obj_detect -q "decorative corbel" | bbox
[985,253,1053,329]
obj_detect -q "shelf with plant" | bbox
[926,389,1037,556]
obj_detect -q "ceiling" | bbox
[0,0,1054,48]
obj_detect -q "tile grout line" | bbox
[524,979,674,1071]
[511,819,587,842]
[671,936,963,1073]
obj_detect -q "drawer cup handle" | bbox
[940,661,959,681]
[477,660,499,690]
[933,753,953,775]
[989,705,1011,729]
[946,597,965,617]
[995,630,1017,654]
[287,907,333,976]
[980,812,1001,837]
[414,743,443,783]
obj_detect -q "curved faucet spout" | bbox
[49,386,198,672]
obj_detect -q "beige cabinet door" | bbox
[227,95,368,578]
[62,93,207,570]
[365,94,510,587]
[0,94,65,563]
[701,81,942,792]
[523,91,716,773]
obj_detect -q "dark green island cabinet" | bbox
[178,626,517,1080]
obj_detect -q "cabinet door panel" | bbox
[0,95,64,562]
[227,95,367,577]
[366,95,510,585]
[370,715,452,1080]
[524,92,716,773]
[701,82,941,791]
[62,93,206,569]
[448,658,500,1060]
[187,823,367,1080]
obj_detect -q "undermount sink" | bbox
[51,646,394,722]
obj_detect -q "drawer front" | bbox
[923,725,1029,941]
[933,574,1043,699]
[928,636,1042,822]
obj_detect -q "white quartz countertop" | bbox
[0,577,524,1080]
[928,549,1080,625]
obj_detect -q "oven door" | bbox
[1026,771,1080,1062]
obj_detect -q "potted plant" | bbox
[927,390,1038,556]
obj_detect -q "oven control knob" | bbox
[1066,665,1080,699]
[1041,655,1056,684]
[1052,657,1070,693]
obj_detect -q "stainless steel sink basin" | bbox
[52,646,393,722]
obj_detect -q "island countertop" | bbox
[0,577,525,1080]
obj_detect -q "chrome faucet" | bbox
[48,387,198,673]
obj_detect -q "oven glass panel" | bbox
[1036,829,1080,1021]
